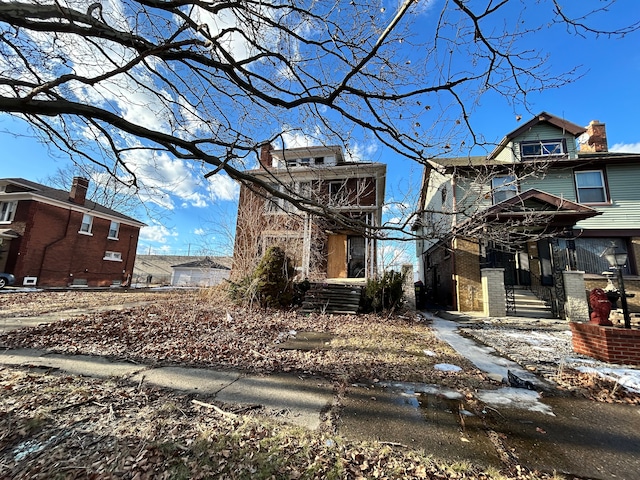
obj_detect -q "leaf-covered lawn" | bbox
[0,289,491,390]
[0,367,556,480]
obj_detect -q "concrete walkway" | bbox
[2,308,640,479]
[0,348,334,430]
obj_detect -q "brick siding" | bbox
[10,200,139,287]
[570,322,640,365]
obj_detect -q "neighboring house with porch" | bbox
[0,177,144,287]
[415,112,640,318]
[232,144,386,282]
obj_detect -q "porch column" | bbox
[562,270,589,322]
[481,268,506,317]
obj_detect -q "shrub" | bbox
[362,270,406,313]
[228,246,296,308]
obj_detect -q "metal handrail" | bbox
[527,271,558,317]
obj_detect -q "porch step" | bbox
[510,289,555,319]
[300,283,363,315]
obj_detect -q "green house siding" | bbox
[521,171,578,201]
[577,165,640,230]
[511,124,579,162]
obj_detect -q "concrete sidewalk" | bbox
[0,348,334,430]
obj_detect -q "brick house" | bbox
[232,144,386,281]
[415,112,640,318]
[0,177,145,287]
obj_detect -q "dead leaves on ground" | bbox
[0,367,555,480]
[0,291,488,388]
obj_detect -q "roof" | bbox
[487,112,586,160]
[478,189,601,227]
[0,177,145,226]
[171,257,231,270]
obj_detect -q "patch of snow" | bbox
[477,388,555,416]
[422,313,548,390]
[423,349,436,357]
[574,366,640,394]
[434,363,462,372]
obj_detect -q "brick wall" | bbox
[11,200,139,287]
[570,322,640,364]
[453,237,483,312]
[481,268,506,316]
[424,242,454,308]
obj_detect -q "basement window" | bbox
[104,251,123,261]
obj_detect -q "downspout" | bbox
[38,208,73,283]
[123,231,137,287]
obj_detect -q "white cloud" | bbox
[139,224,178,244]
[610,142,640,153]
[206,173,240,201]
[193,228,205,235]
[379,241,415,270]
[345,141,379,162]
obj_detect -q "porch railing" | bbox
[527,272,558,318]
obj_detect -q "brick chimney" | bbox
[580,120,608,153]
[259,143,273,170]
[69,177,89,205]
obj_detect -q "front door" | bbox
[327,234,347,278]
[348,236,366,278]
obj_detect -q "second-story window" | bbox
[79,213,93,234]
[108,221,120,239]
[491,175,518,204]
[329,180,348,205]
[0,201,16,222]
[575,170,607,203]
[521,139,565,157]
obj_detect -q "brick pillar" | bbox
[562,270,589,322]
[481,268,506,317]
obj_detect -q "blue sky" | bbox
[1,1,639,266]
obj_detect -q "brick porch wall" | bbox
[570,322,640,365]
[453,237,483,312]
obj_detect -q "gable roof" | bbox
[487,112,586,160]
[1,177,145,226]
[480,189,601,227]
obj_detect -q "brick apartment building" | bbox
[0,177,145,287]
[232,144,386,281]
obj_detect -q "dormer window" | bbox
[521,139,565,157]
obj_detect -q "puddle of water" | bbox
[339,382,502,468]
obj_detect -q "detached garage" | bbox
[171,257,231,287]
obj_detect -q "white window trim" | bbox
[108,221,120,240]
[0,201,17,223]
[575,170,607,204]
[520,139,565,157]
[103,251,123,262]
[491,175,518,204]
[79,213,94,234]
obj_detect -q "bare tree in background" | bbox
[0,0,638,238]
[44,164,143,216]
